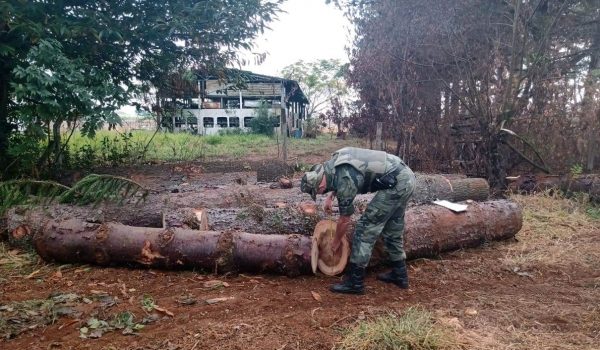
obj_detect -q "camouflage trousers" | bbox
[349,166,416,268]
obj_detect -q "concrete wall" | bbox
[183,108,281,135]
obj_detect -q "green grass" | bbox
[67,130,276,165]
[66,130,357,167]
[335,307,462,350]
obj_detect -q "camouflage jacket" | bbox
[323,147,405,216]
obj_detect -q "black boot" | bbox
[330,263,365,295]
[377,260,409,289]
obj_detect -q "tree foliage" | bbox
[0,174,147,215]
[0,0,283,178]
[249,100,279,136]
[281,59,348,117]
[332,0,600,187]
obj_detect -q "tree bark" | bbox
[0,67,11,176]
[6,200,522,276]
[411,175,489,203]
[582,21,600,171]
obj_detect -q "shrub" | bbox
[303,118,320,138]
[249,100,277,136]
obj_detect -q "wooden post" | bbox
[281,82,288,162]
[375,122,383,150]
[197,112,201,135]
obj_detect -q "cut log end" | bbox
[311,220,349,276]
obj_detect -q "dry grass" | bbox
[335,307,467,350]
[502,192,600,271]
[0,242,40,276]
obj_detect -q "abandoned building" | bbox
[156,69,309,136]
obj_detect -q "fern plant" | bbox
[0,180,70,214]
[59,174,148,205]
[0,174,148,215]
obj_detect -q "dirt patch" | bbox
[1,194,599,349]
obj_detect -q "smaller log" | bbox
[32,220,312,277]
[411,175,489,203]
[509,174,600,202]
[162,208,209,230]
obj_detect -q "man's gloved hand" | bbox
[324,192,335,214]
[332,215,352,253]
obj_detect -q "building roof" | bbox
[198,69,309,104]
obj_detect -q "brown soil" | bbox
[1,148,599,350]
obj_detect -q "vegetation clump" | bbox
[335,307,461,350]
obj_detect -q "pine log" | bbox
[411,175,489,203]
[509,174,600,202]
[9,200,522,276]
[1,175,487,233]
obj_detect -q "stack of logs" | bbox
[3,172,523,276]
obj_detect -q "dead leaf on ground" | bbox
[311,291,322,302]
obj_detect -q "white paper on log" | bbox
[433,200,468,213]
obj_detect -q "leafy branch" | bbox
[0,174,148,215]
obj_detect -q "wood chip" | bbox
[153,305,175,317]
[311,291,322,302]
[26,269,41,279]
[90,290,108,295]
[464,308,478,316]
[203,280,226,288]
[205,297,234,305]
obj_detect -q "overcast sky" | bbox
[242,0,352,77]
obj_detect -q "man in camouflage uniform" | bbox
[301,147,416,294]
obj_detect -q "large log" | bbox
[509,173,600,202]
[8,200,522,276]
[410,175,489,203]
[1,175,488,232]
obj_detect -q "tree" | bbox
[322,96,348,137]
[281,59,348,117]
[0,0,283,178]
[333,0,600,186]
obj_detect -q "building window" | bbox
[243,117,254,128]
[217,117,228,127]
[203,117,214,128]
[229,117,240,128]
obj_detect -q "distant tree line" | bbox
[331,0,599,188]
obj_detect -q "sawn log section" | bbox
[15,200,522,276]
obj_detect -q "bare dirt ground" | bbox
[1,143,599,350]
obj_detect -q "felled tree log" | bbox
[5,206,211,249]
[410,175,489,203]
[509,174,600,202]
[7,200,522,276]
